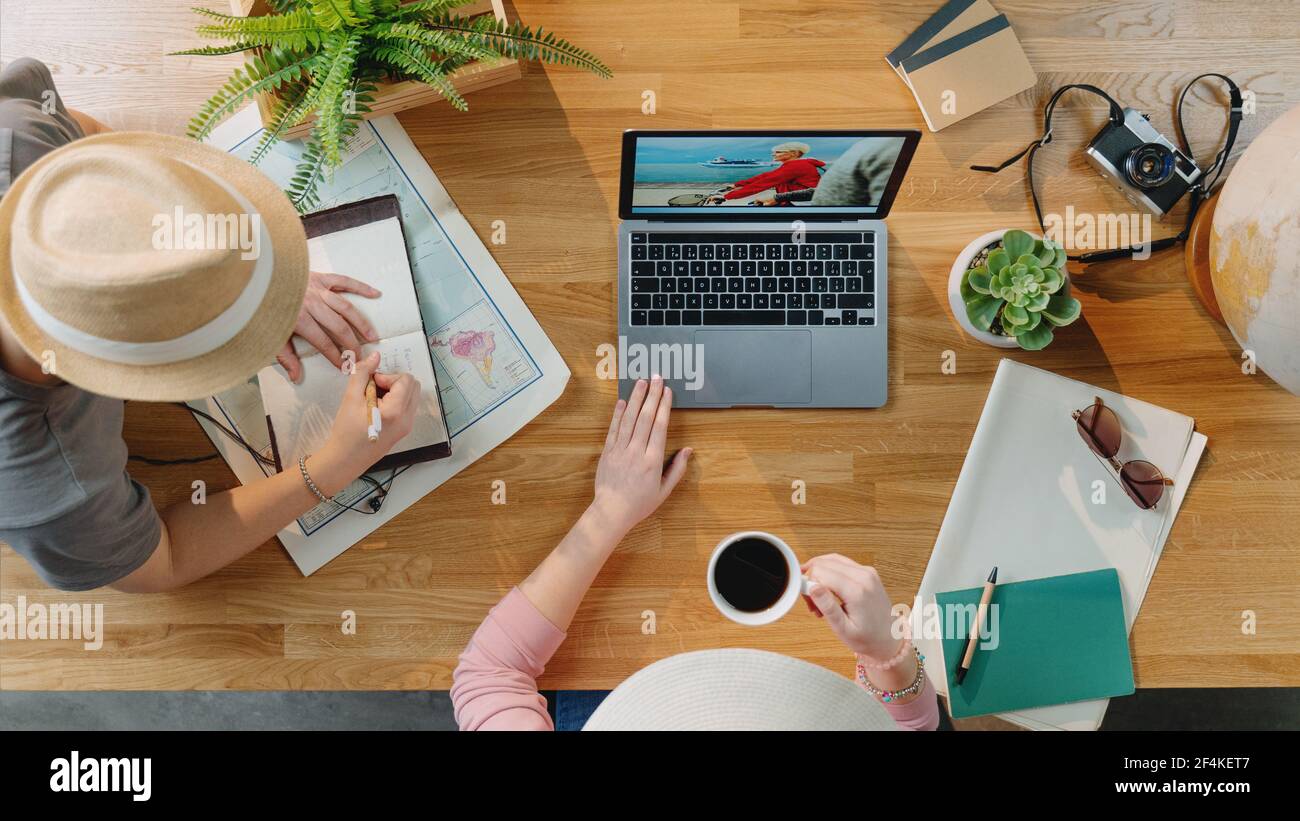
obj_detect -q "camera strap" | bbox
[971,76,1243,264]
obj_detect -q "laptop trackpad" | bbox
[692,330,812,406]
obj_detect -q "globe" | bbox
[1211,102,1300,395]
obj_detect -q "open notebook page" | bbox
[258,331,448,466]
[291,216,423,358]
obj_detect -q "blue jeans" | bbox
[552,690,610,731]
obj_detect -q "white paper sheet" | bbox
[290,217,425,355]
[191,106,569,575]
[917,359,1206,730]
[258,331,447,467]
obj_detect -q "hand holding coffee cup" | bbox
[708,536,905,664]
[801,554,904,663]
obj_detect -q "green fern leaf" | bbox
[186,48,319,140]
[170,42,260,57]
[312,33,363,167]
[307,0,364,30]
[287,96,365,211]
[286,134,328,212]
[425,14,611,78]
[351,0,377,22]
[192,7,324,52]
[392,0,478,19]
[248,86,311,165]
[369,43,467,110]
[366,20,496,61]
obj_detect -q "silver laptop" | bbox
[617,129,920,408]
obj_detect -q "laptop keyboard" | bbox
[628,231,876,326]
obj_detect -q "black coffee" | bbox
[713,536,790,612]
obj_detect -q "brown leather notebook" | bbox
[260,194,452,473]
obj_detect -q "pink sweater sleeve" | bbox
[879,676,941,731]
[451,586,941,731]
[451,587,567,731]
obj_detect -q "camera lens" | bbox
[1124,143,1176,190]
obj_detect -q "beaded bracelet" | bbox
[299,456,331,504]
[856,645,926,704]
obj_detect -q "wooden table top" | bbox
[2,0,1298,691]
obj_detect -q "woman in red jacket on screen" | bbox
[708,141,825,203]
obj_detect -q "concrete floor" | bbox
[0,691,457,731]
[1,689,1296,730]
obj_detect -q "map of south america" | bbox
[432,329,497,388]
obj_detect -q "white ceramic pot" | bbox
[948,228,1021,348]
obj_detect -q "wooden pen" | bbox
[365,376,381,442]
[955,566,998,685]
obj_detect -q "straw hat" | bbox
[0,132,308,401]
[583,649,897,731]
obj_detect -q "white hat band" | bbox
[12,162,275,367]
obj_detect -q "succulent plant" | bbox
[960,229,1081,350]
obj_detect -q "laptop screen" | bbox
[619,130,920,220]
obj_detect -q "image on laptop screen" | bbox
[623,132,917,217]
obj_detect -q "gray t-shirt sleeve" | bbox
[0,57,85,194]
[0,377,165,590]
[0,371,164,591]
[2,474,162,592]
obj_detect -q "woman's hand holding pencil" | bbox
[306,351,420,497]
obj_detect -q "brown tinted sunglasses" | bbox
[1072,396,1174,510]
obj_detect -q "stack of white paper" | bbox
[915,359,1207,730]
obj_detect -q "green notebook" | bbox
[938,568,1135,719]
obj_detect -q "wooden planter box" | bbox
[229,0,521,140]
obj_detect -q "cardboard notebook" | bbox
[938,569,1135,719]
[258,195,452,472]
[886,0,1000,72]
[887,0,1036,131]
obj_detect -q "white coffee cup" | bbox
[707,531,813,626]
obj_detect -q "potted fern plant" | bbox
[177,0,610,210]
[948,229,1082,350]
